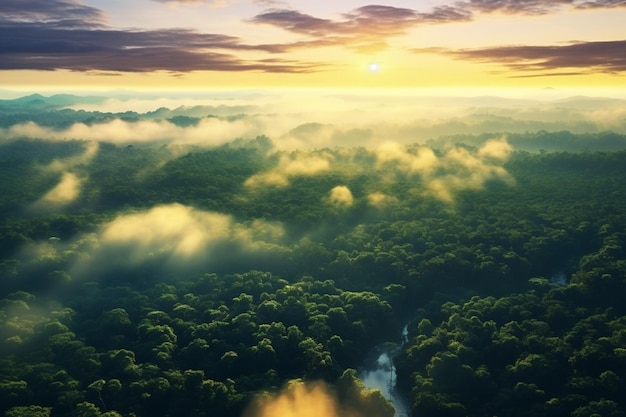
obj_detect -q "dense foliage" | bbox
[1,129,626,417]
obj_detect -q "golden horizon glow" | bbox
[1,1,624,92]
[3,65,625,93]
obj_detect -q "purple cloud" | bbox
[423,40,626,75]
[458,0,626,14]
[458,0,571,15]
[0,0,320,73]
[250,5,470,53]
[575,0,626,8]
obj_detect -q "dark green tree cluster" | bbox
[396,234,626,417]
[1,271,398,417]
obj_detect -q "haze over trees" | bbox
[1,93,626,417]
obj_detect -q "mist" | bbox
[32,172,82,208]
[2,89,626,151]
[243,377,394,417]
[68,203,289,278]
[244,381,343,417]
[244,152,333,188]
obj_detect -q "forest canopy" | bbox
[1,94,626,417]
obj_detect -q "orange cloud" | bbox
[245,381,342,417]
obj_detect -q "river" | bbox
[358,325,411,417]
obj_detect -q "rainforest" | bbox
[1,92,626,417]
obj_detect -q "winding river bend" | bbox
[359,326,411,417]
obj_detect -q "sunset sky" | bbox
[1,0,625,91]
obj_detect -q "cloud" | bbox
[149,0,283,5]
[244,152,332,188]
[244,377,395,417]
[375,143,439,177]
[45,141,99,172]
[4,91,625,153]
[280,153,332,175]
[252,0,286,6]
[1,118,261,146]
[251,4,472,37]
[33,172,82,208]
[478,137,512,160]
[2,0,625,74]
[245,381,342,417]
[457,0,626,14]
[250,0,626,41]
[248,0,625,54]
[79,204,286,272]
[246,137,515,205]
[0,26,315,73]
[0,0,319,73]
[327,186,354,208]
[282,123,338,148]
[149,0,222,4]
[341,5,424,35]
[429,141,515,202]
[101,204,232,258]
[251,10,337,37]
[374,139,515,203]
[430,40,626,75]
[27,141,98,212]
[416,5,474,22]
[458,0,570,15]
[0,0,105,28]
[249,5,470,52]
[575,0,626,9]
[367,192,398,208]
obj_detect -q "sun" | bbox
[368,63,380,73]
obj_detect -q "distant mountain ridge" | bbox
[1,92,625,114]
[553,95,626,109]
[1,92,625,153]
[0,94,107,111]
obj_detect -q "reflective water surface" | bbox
[359,325,411,417]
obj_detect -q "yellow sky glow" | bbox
[1,1,625,92]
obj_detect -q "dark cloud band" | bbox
[426,40,626,75]
[0,0,104,27]
[0,0,317,73]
